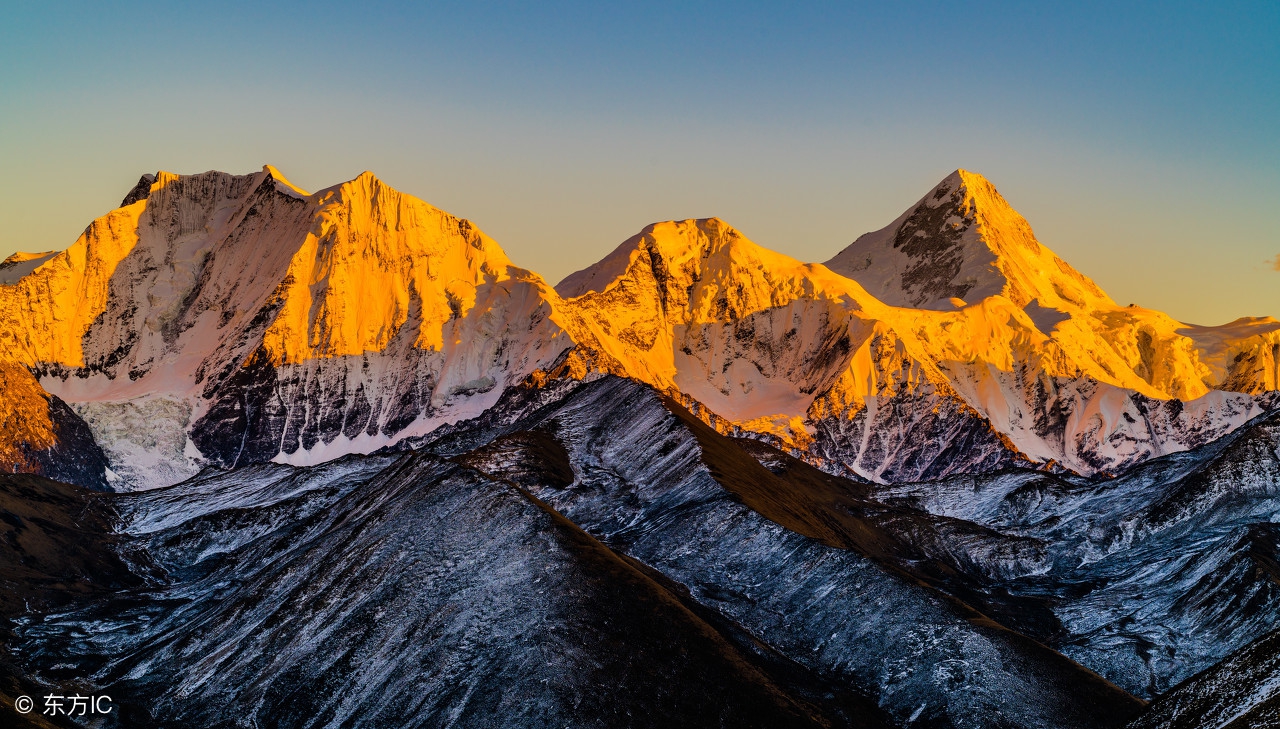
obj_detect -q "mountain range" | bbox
[2,166,1279,728]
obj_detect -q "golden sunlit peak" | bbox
[953,169,1011,206]
[825,166,1113,312]
[321,170,392,197]
[262,164,310,197]
[351,170,384,186]
[941,169,1009,211]
[953,168,989,184]
[627,217,766,269]
[148,171,181,195]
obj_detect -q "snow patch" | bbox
[71,395,203,490]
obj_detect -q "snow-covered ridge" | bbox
[553,204,1276,480]
[1,166,1277,488]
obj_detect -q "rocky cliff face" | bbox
[0,362,108,490]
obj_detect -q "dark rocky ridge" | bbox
[890,181,978,307]
[877,407,1280,700]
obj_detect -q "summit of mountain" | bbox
[826,169,1112,313]
[557,217,867,306]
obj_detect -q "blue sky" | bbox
[2,1,1277,323]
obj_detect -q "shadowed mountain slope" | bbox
[1127,625,1280,729]
[13,371,1280,727]
[11,452,875,728]
[0,473,144,726]
[419,376,1144,728]
[0,362,108,490]
[878,406,1280,701]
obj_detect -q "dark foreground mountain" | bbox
[7,374,1280,726]
[8,457,859,728]
[0,376,1144,728]
[878,407,1280,700]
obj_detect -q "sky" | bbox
[1,1,1277,325]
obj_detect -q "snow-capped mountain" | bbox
[554,181,1275,479]
[825,169,1109,311]
[1,166,1278,489]
[553,217,1031,480]
[820,169,1279,475]
[1,167,573,488]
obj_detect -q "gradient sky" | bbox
[2,1,1277,325]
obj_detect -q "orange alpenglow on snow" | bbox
[1,165,1279,490]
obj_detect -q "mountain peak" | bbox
[952,167,990,187]
[556,217,794,300]
[261,165,310,198]
[827,170,1111,312]
[120,173,158,207]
